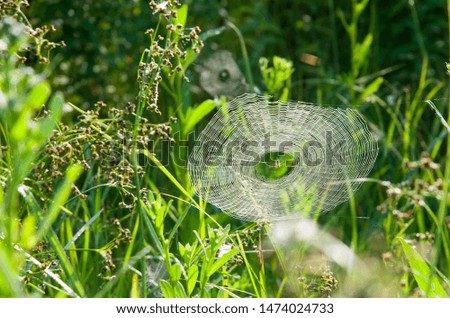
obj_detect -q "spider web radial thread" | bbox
[188,94,378,221]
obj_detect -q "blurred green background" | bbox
[27,0,447,106]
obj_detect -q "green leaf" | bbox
[174,281,188,298]
[182,49,199,70]
[280,87,289,102]
[0,247,24,297]
[11,90,63,155]
[360,77,384,102]
[160,280,175,298]
[142,149,197,205]
[355,0,370,17]
[141,206,164,256]
[130,273,140,298]
[19,214,37,249]
[168,263,182,283]
[353,34,372,76]
[10,111,30,142]
[400,238,448,297]
[178,243,186,261]
[186,265,198,296]
[182,100,216,135]
[24,80,51,111]
[38,91,64,139]
[199,26,226,42]
[208,248,238,277]
[160,280,187,298]
[168,205,189,244]
[259,56,294,100]
[154,195,168,238]
[175,4,188,28]
[63,208,103,250]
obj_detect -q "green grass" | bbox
[1,0,450,298]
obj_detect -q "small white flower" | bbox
[152,1,168,13]
[217,243,232,258]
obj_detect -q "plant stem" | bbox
[226,21,254,92]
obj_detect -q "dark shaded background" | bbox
[27,0,447,107]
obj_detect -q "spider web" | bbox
[188,94,378,221]
[197,50,248,97]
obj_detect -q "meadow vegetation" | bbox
[0,0,449,297]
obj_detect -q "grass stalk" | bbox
[226,21,255,91]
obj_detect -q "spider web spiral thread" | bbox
[188,94,378,221]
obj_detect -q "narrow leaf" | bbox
[183,100,216,135]
[174,281,188,298]
[25,80,51,111]
[360,77,383,102]
[187,265,198,296]
[175,5,188,28]
[168,263,182,283]
[400,238,448,297]
[160,280,175,298]
[208,248,238,277]
[130,273,140,298]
